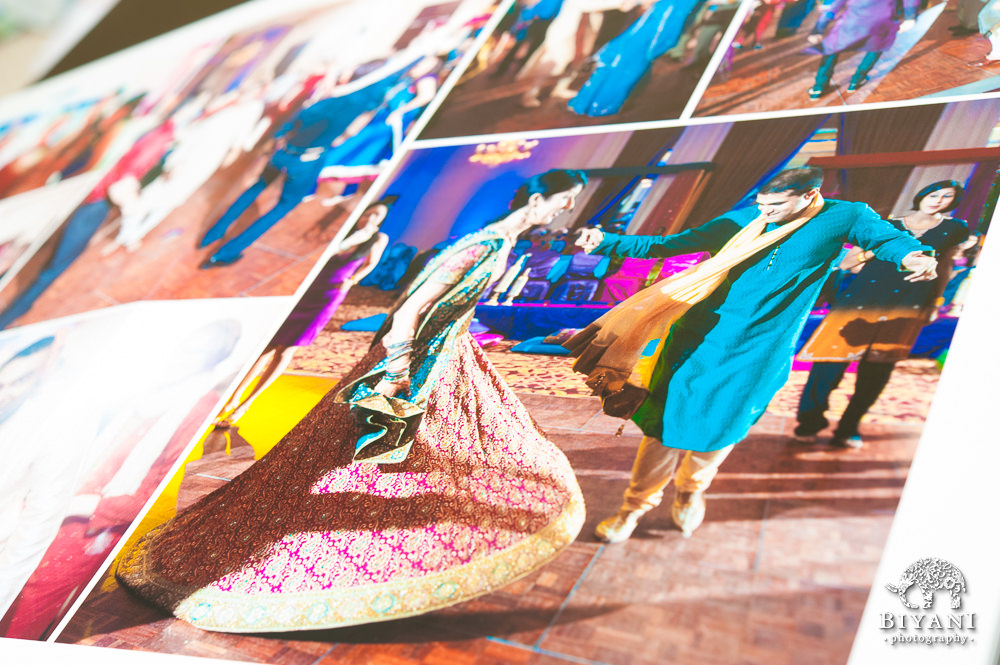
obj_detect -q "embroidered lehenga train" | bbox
[116,224,586,633]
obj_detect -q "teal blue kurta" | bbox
[593,199,930,452]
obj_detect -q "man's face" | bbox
[755,189,816,223]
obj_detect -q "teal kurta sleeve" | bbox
[845,202,932,266]
[592,217,743,258]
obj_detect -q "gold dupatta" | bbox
[565,194,825,416]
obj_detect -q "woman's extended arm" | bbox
[373,277,452,397]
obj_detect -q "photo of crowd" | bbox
[0,297,287,640]
[0,0,493,331]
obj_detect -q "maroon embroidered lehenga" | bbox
[116,225,585,632]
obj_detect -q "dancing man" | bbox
[568,167,937,542]
[198,67,405,267]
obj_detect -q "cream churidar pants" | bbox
[621,436,735,512]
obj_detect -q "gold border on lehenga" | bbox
[118,490,586,633]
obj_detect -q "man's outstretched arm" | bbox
[848,203,938,282]
[576,217,742,258]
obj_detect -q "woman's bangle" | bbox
[383,367,410,382]
[384,339,414,358]
[382,338,414,383]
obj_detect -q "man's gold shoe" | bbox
[671,489,706,538]
[594,509,646,544]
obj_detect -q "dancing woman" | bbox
[569,0,701,117]
[794,180,972,447]
[116,170,588,632]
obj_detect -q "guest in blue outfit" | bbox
[775,0,816,37]
[569,0,702,117]
[198,68,407,267]
[318,57,440,186]
[806,0,918,99]
[492,0,565,78]
[566,167,937,542]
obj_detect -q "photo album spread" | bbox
[0,1,997,664]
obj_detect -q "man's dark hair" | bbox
[758,167,824,196]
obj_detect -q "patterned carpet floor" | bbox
[287,291,941,426]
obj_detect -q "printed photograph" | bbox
[55,98,999,664]
[0,76,177,278]
[0,171,100,283]
[0,0,494,332]
[420,0,741,138]
[0,0,121,94]
[0,296,288,640]
[695,0,1000,116]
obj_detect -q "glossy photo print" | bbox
[1,1,1000,664]
[0,77,169,283]
[420,0,742,138]
[0,171,100,284]
[0,296,289,640]
[0,27,209,212]
[55,98,1000,663]
[0,0,121,94]
[0,0,494,333]
[695,0,1000,116]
